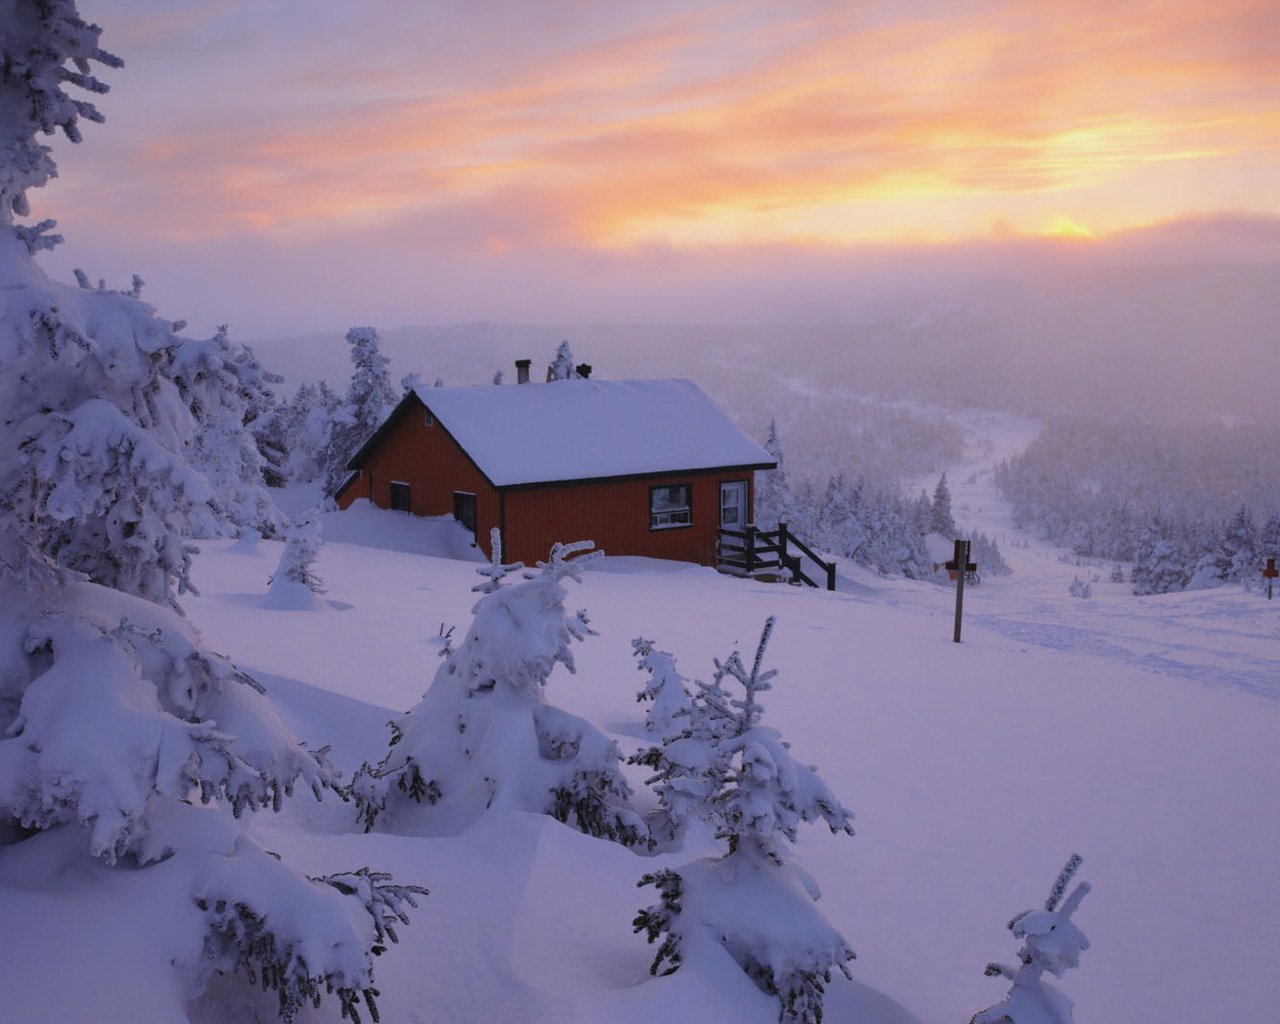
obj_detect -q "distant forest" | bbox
[996,418,1280,593]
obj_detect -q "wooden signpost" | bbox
[945,538,977,643]
[1263,557,1278,600]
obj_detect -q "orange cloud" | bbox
[50,0,1280,252]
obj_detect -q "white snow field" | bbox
[4,430,1279,1024]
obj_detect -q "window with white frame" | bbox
[650,483,692,529]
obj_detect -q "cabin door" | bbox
[717,480,749,567]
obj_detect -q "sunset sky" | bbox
[34,0,1280,337]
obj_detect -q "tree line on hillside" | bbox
[995,418,1280,594]
[757,425,1011,581]
[703,369,967,496]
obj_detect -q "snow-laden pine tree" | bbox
[321,326,397,494]
[814,474,857,556]
[170,323,284,538]
[634,618,856,1024]
[547,338,578,380]
[931,473,957,536]
[264,510,325,609]
[754,419,796,531]
[968,530,1012,576]
[0,9,425,1019]
[352,541,647,846]
[971,855,1091,1024]
[1131,518,1188,595]
[631,637,691,739]
[1221,505,1258,584]
[1260,513,1280,561]
[273,379,342,484]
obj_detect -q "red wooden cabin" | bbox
[334,375,775,567]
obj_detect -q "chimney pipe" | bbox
[515,359,531,385]
[576,363,592,379]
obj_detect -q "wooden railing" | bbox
[716,521,836,591]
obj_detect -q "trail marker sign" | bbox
[946,539,977,643]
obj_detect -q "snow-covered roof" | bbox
[410,379,774,487]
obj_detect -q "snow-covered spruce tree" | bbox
[814,474,856,555]
[0,8,425,1019]
[969,531,1012,577]
[628,638,694,845]
[1067,576,1091,600]
[634,618,855,1024]
[352,541,647,846]
[931,473,957,536]
[547,338,579,380]
[631,637,691,739]
[1260,513,1280,562]
[1131,517,1188,595]
[1221,504,1258,585]
[971,855,1091,1024]
[0,11,207,607]
[321,326,397,494]
[272,379,342,485]
[264,510,325,608]
[754,419,796,531]
[170,322,284,538]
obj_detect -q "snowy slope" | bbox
[4,428,1279,1024]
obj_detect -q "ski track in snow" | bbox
[910,409,1280,701]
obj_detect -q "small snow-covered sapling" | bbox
[971,854,1092,1024]
[268,511,326,594]
[352,540,645,846]
[634,618,856,1024]
[631,637,691,739]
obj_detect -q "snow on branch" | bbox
[14,218,63,253]
[972,854,1092,1024]
[472,527,524,594]
[2,0,123,222]
[196,850,428,1024]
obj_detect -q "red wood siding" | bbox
[336,398,499,553]
[501,472,753,567]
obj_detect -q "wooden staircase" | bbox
[716,521,836,591]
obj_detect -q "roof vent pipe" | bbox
[515,359,531,385]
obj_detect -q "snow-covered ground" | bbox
[4,414,1278,1024]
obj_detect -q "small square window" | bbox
[650,484,692,529]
